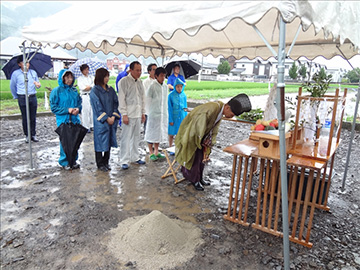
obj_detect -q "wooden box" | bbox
[250,131,291,159]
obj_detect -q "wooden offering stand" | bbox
[223,87,347,248]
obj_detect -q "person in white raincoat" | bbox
[77,64,94,131]
[142,63,157,135]
[144,67,168,161]
[118,61,146,170]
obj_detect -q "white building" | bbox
[231,57,342,82]
[327,68,348,82]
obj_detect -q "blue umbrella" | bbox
[2,51,53,80]
[69,58,108,79]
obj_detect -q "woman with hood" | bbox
[90,68,120,172]
[50,69,82,170]
[168,78,188,149]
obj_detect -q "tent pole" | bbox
[21,42,34,169]
[252,25,278,57]
[336,45,360,190]
[286,25,302,57]
[341,85,360,191]
[276,17,290,270]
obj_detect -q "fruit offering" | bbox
[250,118,278,131]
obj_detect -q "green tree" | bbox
[345,68,360,83]
[289,62,298,80]
[298,64,307,81]
[217,61,231,74]
[302,68,332,97]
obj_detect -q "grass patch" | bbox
[0,98,51,116]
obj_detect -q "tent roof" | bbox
[0,37,77,60]
[21,1,360,60]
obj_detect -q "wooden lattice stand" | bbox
[223,88,347,248]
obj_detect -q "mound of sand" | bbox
[106,210,204,270]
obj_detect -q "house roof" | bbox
[0,36,76,60]
[230,68,246,74]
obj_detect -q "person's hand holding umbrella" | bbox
[68,108,80,115]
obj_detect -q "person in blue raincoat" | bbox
[90,68,121,172]
[168,78,188,148]
[167,63,186,91]
[115,63,130,92]
[50,69,82,170]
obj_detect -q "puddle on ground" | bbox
[209,158,227,168]
[1,169,10,178]
[0,200,20,212]
[0,216,34,232]
[49,218,62,226]
[1,177,29,189]
[12,165,30,174]
[0,148,16,156]
[49,187,60,193]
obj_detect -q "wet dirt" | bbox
[1,114,360,270]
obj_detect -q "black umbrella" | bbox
[164,60,201,79]
[55,116,88,168]
[2,51,53,79]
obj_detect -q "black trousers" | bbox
[144,114,148,135]
[18,95,37,137]
[181,148,205,184]
[95,151,110,168]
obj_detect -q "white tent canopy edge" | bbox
[22,1,359,60]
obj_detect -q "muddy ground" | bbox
[1,113,359,270]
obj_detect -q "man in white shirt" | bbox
[118,61,146,169]
[142,63,157,135]
[77,64,94,131]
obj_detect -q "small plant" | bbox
[236,108,264,122]
[302,68,332,97]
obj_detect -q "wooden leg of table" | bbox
[161,150,172,178]
[305,171,321,243]
[225,155,238,218]
[273,163,282,232]
[252,157,258,173]
[298,170,315,241]
[317,165,327,206]
[291,168,306,238]
[323,154,335,208]
[288,166,298,223]
[255,159,265,225]
[237,157,249,221]
[261,159,271,227]
[243,157,255,223]
[232,157,243,220]
[267,160,278,229]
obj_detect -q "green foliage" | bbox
[289,62,298,80]
[0,79,60,100]
[302,68,332,97]
[235,108,264,122]
[217,61,231,74]
[345,68,360,83]
[299,65,307,80]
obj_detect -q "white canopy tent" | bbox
[22,1,360,269]
[22,1,359,60]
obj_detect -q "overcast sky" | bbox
[2,0,359,69]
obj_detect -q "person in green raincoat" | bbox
[175,93,251,191]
